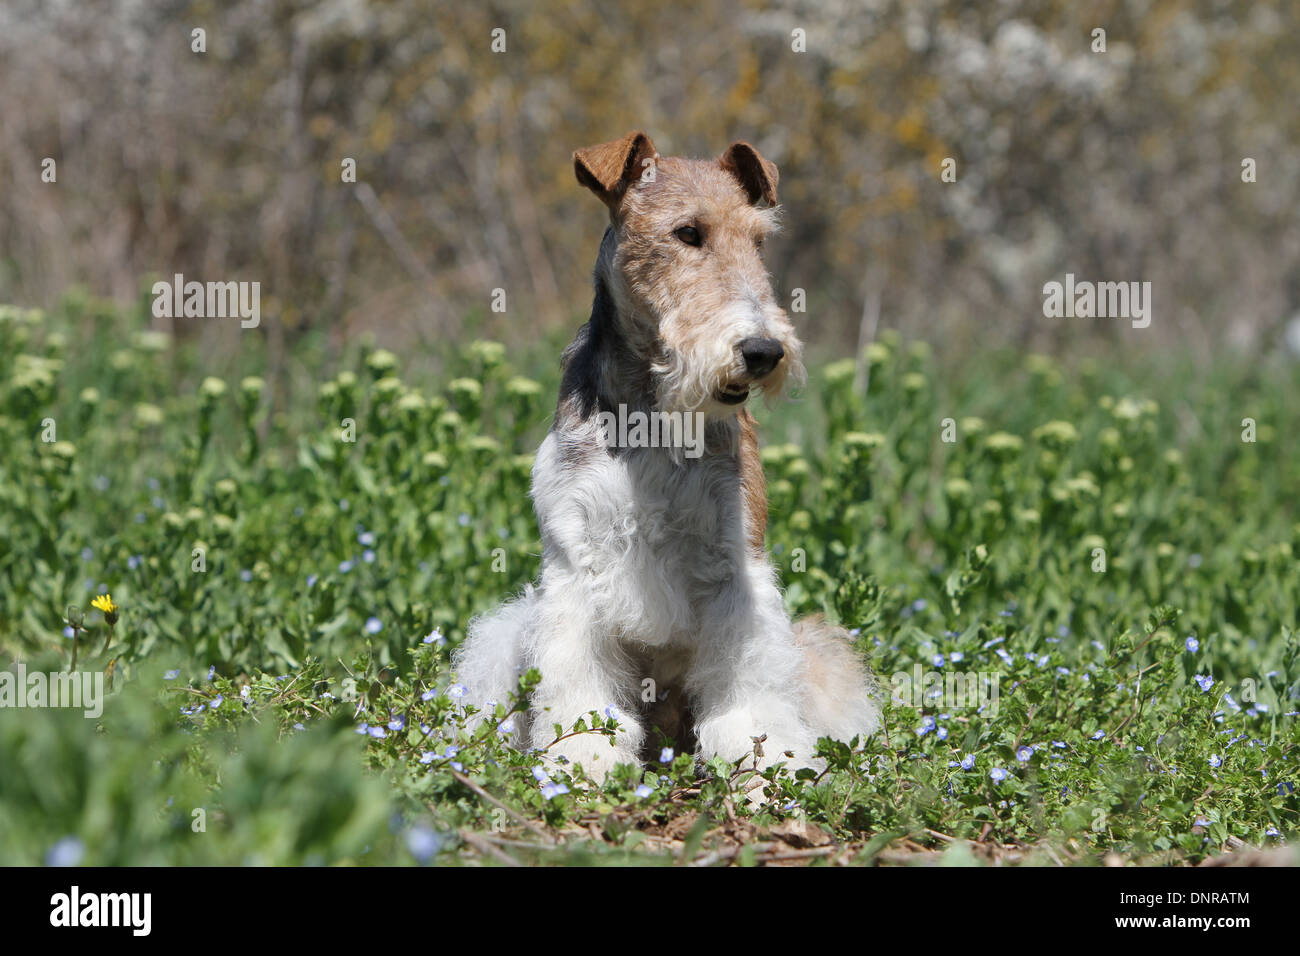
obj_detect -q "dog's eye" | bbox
[674,225,702,246]
[754,235,766,250]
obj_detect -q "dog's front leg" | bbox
[526,588,644,781]
[688,569,819,773]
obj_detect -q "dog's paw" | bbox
[543,735,633,784]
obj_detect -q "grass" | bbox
[0,292,1297,866]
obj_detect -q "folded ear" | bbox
[573,131,658,211]
[719,141,779,206]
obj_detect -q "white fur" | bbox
[454,413,879,778]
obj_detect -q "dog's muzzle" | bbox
[713,337,786,405]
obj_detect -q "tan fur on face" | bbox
[599,155,805,416]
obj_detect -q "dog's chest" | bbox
[602,448,742,570]
[535,430,749,593]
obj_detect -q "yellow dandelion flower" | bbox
[91,593,120,624]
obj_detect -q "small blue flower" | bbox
[46,837,85,867]
[659,747,674,763]
[405,825,441,863]
[164,669,180,680]
[1194,674,1214,692]
[1185,636,1199,653]
[936,727,949,741]
[63,626,75,639]
[240,569,253,582]
[448,684,467,699]
[960,754,976,770]
[338,559,354,574]
[1090,729,1105,740]
[989,767,1008,783]
[128,555,142,570]
[531,765,550,782]
[423,629,444,645]
[634,784,654,798]
[306,574,317,587]
[363,549,376,563]
[1208,755,1222,768]
[387,715,405,731]
[932,654,945,667]
[358,531,376,547]
[368,726,387,739]
[365,617,383,634]
[1016,746,1033,762]
[541,782,569,800]
[210,695,224,710]
[498,718,515,734]
[419,751,436,764]
[458,513,471,527]
[421,689,436,701]
[207,665,216,680]
[293,722,305,731]
[913,599,928,612]
[1193,816,1210,828]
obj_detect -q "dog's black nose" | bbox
[739,337,785,378]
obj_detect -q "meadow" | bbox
[0,294,1296,866]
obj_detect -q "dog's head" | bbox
[574,131,804,417]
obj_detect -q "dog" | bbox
[453,131,879,779]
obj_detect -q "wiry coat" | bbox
[453,132,879,776]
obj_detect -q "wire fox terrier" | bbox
[454,131,880,778]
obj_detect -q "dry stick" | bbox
[458,828,523,867]
[688,841,777,867]
[688,842,843,867]
[448,769,557,844]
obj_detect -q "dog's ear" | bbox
[719,141,779,206]
[573,131,658,211]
